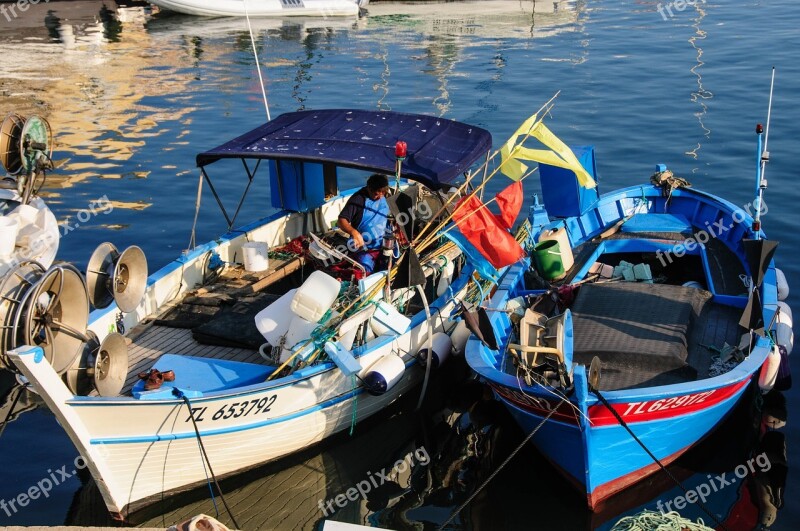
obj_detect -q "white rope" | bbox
[244,0,271,122]
[188,170,204,250]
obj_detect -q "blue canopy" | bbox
[196,109,492,190]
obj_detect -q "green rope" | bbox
[611,510,714,531]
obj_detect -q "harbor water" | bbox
[0,0,797,528]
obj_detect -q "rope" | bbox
[437,399,564,530]
[349,374,358,435]
[611,509,714,531]
[591,387,726,530]
[178,394,240,530]
[0,385,27,438]
[414,284,434,411]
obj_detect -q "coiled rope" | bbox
[611,510,714,531]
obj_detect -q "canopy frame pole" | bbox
[228,158,261,229]
[202,167,233,229]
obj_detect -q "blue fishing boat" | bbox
[464,95,793,513]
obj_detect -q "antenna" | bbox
[753,67,775,238]
[244,0,271,122]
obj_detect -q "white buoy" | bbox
[363,355,406,395]
[775,301,793,355]
[417,332,452,369]
[776,268,789,301]
[255,289,297,346]
[450,320,471,355]
[436,260,455,298]
[758,345,782,393]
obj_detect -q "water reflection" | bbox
[685,0,713,163]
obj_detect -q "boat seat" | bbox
[509,308,573,371]
[620,213,693,234]
[131,354,276,400]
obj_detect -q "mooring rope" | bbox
[179,394,240,530]
[437,398,565,530]
[0,384,27,438]
[591,387,726,530]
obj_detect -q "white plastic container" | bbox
[417,332,452,369]
[254,289,297,346]
[0,217,18,257]
[291,270,341,323]
[358,271,387,300]
[538,225,574,272]
[362,355,406,395]
[280,314,319,363]
[242,242,269,272]
[370,300,411,336]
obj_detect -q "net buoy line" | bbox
[177,392,240,530]
[437,398,566,530]
[589,384,727,530]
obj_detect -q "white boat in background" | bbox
[7,109,496,519]
[148,0,365,17]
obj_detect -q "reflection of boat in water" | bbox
[364,0,581,39]
[147,0,364,18]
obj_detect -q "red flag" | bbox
[452,195,525,269]
[495,180,523,230]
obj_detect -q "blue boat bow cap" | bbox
[196,109,493,190]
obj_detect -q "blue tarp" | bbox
[196,109,492,190]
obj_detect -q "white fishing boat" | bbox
[148,0,365,18]
[7,109,495,519]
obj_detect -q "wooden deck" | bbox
[122,326,260,395]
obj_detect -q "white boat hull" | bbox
[9,185,467,516]
[149,0,363,17]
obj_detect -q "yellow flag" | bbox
[498,112,537,181]
[500,137,528,181]
[528,121,596,188]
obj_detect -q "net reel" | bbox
[14,263,90,375]
[65,330,128,397]
[86,242,148,313]
[0,260,46,371]
[0,113,53,202]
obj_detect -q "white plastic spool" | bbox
[417,332,452,369]
[362,355,406,396]
[291,270,340,323]
[776,268,789,301]
[758,344,781,393]
[254,288,297,346]
[775,301,793,355]
[242,242,269,272]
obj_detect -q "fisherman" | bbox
[337,173,390,274]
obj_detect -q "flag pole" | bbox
[752,67,775,240]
